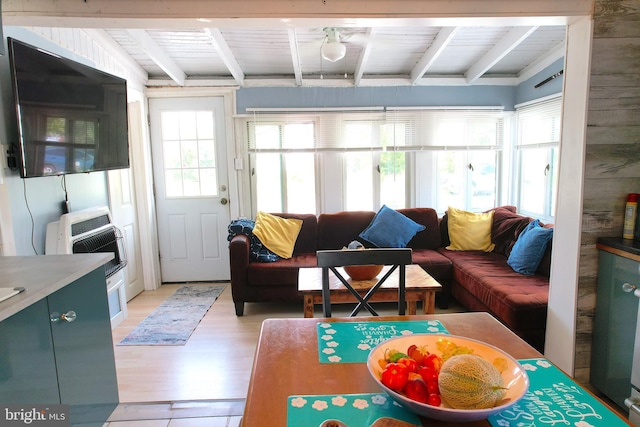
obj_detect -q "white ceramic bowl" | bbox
[367,333,529,422]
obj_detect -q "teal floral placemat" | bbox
[317,320,449,363]
[489,358,630,427]
[287,393,421,427]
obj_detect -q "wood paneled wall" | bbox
[578,0,640,382]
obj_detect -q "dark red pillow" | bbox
[490,206,533,256]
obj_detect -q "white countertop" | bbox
[0,253,113,322]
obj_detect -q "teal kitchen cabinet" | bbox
[0,298,59,402]
[0,255,118,426]
[591,240,640,411]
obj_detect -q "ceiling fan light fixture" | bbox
[321,28,346,62]
[321,42,346,62]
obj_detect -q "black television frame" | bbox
[7,37,130,178]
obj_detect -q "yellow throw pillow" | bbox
[252,212,303,259]
[446,206,495,252]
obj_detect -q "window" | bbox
[515,96,561,219]
[436,150,498,213]
[343,120,406,210]
[244,108,504,215]
[248,120,316,213]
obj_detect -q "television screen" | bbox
[8,37,129,178]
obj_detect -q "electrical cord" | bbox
[21,178,38,255]
[61,174,69,210]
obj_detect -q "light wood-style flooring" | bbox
[108,282,463,425]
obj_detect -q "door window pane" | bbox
[161,110,218,198]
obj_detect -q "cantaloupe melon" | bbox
[437,354,506,410]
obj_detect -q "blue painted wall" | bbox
[236,62,564,114]
[236,85,517,113]
[515,58,565,105]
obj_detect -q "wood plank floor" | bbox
[109,282,464,423]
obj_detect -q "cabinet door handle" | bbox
[625,397,640,415]
[50,311,77,323]
[622,283,640,298]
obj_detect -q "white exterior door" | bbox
[149,97,231,282]
[108,101,144,301]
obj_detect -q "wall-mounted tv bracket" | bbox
[6,143,17,170]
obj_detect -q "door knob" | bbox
[622,283,640,298]
[50,311,77,323]
[220,198,228,205]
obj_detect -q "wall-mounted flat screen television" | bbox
[8,37,129,178]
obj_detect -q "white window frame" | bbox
[241,107,505,215]
[513,94,562,221]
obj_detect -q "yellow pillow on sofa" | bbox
[252,211,303,259]
[446,206,495,252]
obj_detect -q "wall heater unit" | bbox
[45,206,128,328]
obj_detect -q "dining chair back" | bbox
[316,248,412,317]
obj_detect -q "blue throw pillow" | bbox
[507,219,553,275]
[359,205,426,248]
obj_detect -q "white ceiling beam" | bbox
[204,28,245,86]
[124,29,186,86]
[1,0,593,24]
[354,27,377,86]
[517,41,566,84]
[287,28,303,86]
[145,75,519,88]
[465,25,538,84]
[82,29,148,83]
[410,26,458,84]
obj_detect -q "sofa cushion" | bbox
[247,253,318,286]
[359,205,426,248]
[508,219,554,275]
[253,211,303,259]
[271,213,318,255]
[317,211,375,250]
[446,206,495,252]
[438,248,548,333]
[410,248,453,284]
[397,208,442,249]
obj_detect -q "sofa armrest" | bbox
[230,233,250,267]
[229,234,251,315]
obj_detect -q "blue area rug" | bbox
[118,285,225,346]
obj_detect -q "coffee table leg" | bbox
[407,301,417,315]
[424,291,436,314]
[303,294,314,318]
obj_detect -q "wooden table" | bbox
[298,264,442,318]
[241,312,631,426]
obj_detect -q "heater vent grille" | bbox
[71,215,111,236]
[72,226,127,277]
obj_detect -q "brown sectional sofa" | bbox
[228,206,551,351]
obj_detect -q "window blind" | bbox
[246,107,505,153]
[515,95,562,147]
